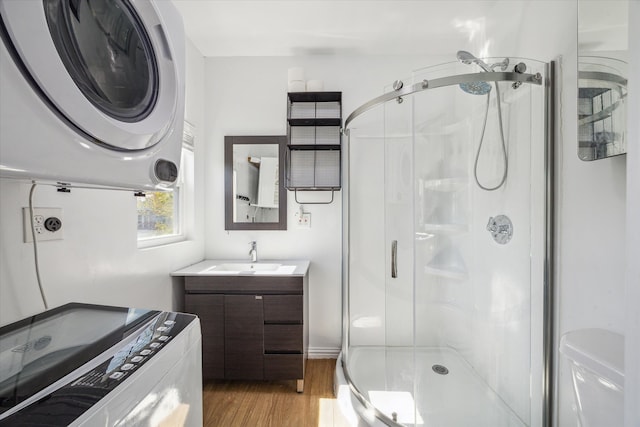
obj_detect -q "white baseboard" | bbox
[308,346,340,359]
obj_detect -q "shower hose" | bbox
[474,82,508,191]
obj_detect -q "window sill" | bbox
[137,233,186,249]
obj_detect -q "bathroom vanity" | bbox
[171,260,309,392]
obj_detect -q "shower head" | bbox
[456,50,492,72]
[456,50,477,65]
[459,81,492,95]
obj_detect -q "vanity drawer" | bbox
[263,295,302,323]
[264,324,302,352]
[264,354,303,379]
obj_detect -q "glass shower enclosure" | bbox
[340,57,553,426]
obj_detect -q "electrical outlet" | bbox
[23,208,63,242]
[296,212,311,228]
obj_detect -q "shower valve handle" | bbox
[487,217,509,234]
[486,215,514,244]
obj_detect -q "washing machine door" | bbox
[0,0,178,151]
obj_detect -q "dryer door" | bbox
[0,0,179,151]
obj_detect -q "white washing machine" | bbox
[0,303,202,426]
[0,0,185,190]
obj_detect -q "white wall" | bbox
[0,39,206,325]
[202,55,449,355]
[625,2,640,426]
[521,3,630,427]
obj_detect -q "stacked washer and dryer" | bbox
[0,1,202,425]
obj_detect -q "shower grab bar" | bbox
[391,240,397,278]
[344,71,543,129]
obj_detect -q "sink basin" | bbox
[208,263,282,272]
[171,260,308,277]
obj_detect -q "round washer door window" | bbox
[0,0,181,151]
[44,0,158,123]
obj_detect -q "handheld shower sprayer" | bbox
[456,50,511,191]
[456,51,509,72]
[456,50,491,71]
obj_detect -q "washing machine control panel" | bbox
[0,311,196,426]
[71,315,182,389]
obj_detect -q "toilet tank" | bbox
[559,328,624,427]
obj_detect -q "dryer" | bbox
[0,0,185,190]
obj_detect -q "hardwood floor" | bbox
[203,359,349,427]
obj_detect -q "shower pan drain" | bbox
[432,364,449,375]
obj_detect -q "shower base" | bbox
[336,346,527,427]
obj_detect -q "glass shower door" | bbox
[343,84,419,425]
[411,77,474,426]
[375,91,418,425]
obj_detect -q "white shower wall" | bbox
[418,67,546,425]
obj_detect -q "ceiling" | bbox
[171,0,527,57]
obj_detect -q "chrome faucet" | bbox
[249,241,258,262]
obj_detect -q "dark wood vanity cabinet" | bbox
[225,294,265,380]
[184,293,224,379]
[183,274,309,392]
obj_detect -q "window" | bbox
[136,189,178,239]
[137,121,195,246]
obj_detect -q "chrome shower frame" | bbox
[340,62,556,427]
[344,70,542,128]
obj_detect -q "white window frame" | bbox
[137,121,195,248]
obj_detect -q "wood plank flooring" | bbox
[203,359,348,427]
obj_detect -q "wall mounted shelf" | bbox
[285,92,342,203]
[288,118,341,127]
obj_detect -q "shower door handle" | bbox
[391,240,397,278]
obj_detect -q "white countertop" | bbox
[171,259,310,277]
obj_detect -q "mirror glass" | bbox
[578,0,629,161]
[225,136,287,230]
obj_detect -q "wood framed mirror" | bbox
[224,135,287,230]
